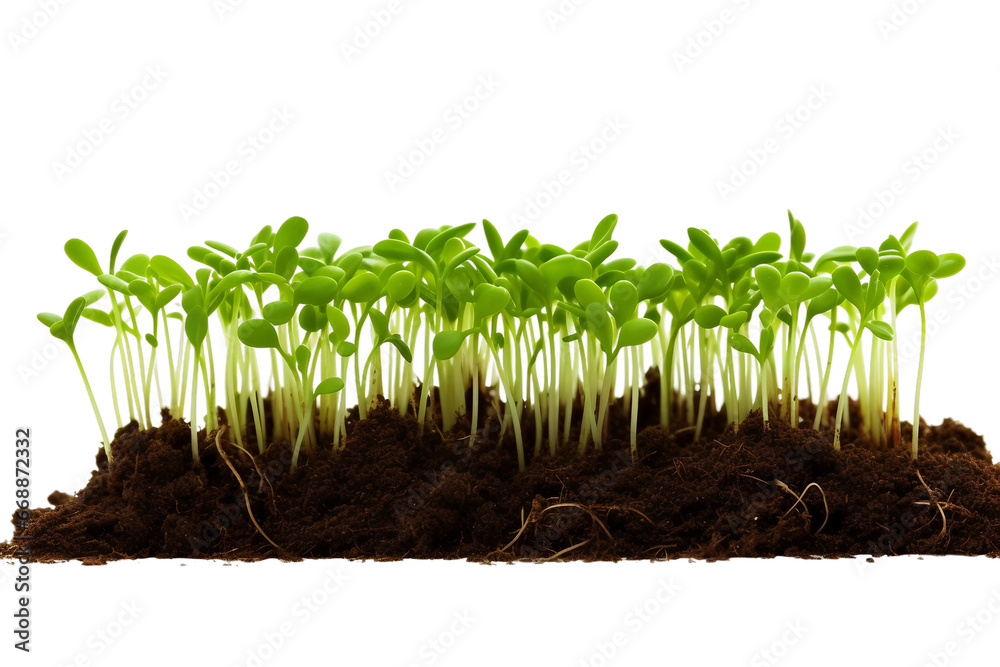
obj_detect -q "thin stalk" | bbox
[912,301,927,460]
[70,344,112,462]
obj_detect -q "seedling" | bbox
[39,212,965,476]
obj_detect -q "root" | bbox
[213,428,284,554]
[777,480,829,535]
[915,470,948,539]
[500,498,650,557]
[544,539,591,561]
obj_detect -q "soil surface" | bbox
[4,388,999,563]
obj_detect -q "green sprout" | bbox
[39,213,965,473]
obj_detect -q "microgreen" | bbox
[39,213,965,471]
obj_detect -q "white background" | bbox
[2,1,1000,665]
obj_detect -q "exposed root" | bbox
[540,503,613,541]
[777,480,829,535]
[915,470,948,539]
[544,539,591,561]
[500,498,642,556]
[213,428,284,554]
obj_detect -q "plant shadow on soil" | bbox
[4,377,999,563]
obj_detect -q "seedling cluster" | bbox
[40,213,963,472]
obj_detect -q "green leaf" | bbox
[98,273,132,295]
[573,279,605,309]
[590,213,618,249]
[753,232,782,253]
[387,270,417,302]
[832,266,865,312]
[263,301,295,326]
[327,306,350,342]
[779,271,811,303]
[932,253,965,279]
[905,250,939,277]
[688,228,724,267]
[342,272,381,303]
[474,283,510,322]
[759,326,776,357]
[806,288,840,320]
[616,317,657,348]
[149,255,194,288]
[694,304,726,329]
[442,245,481,278]
[65,239,102,276]
[274,216,309,253]
[109,230,128,272]
[789,212,806,262]
[802,275,833,302]
[315,377,345,395]
[294,276,338,306]
[155,284,182,310]
[540,255,592,293]
[433,330,472,360]
[856,246,879,274]
[729,251,783,276]
[877,253,906,281]
[82,289,106,306]
[730,333,760,359]
[813,246,856,270]
[298,305,327,332]
[369,310,390,339]
[637,264,673,301]
[755,265,783,310]
[425,222,477,258]
[720,311,748,330]
[866,320,894,341]
[238,319,280,349]
[863,270,885,314]
[316,233,342,263]
[185,307,208,347]
[294,344,310,374]
[608,280,638,323]
[585,302,614,353]
[584,240,618,268]
[274,246,299,281]
[82,308,113,327]
[900,221,918,250]
[145,333,159,348]
[659,239,693,264]
[386,335,413,364]
[337,341,357,357]
[205,240,239,257]
[373,239,437,276]
[482,219,504,260]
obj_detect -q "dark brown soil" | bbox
[4,388,999,562]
